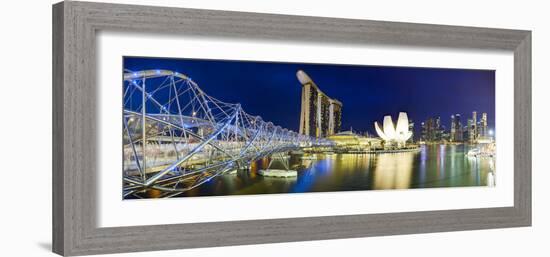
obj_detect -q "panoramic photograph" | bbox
[122,56,496,199]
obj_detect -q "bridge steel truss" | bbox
[123,70,331,198]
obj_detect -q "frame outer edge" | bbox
[53,1,533,256]
[514,31,532,226]
[52,1,66,256]
[73,1,526,50]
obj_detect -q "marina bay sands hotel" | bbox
[297,70,343,138]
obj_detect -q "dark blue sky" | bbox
[124,57,495,137]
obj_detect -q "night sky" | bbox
[124,57,495,138]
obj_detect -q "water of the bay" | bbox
[147,144,494,198]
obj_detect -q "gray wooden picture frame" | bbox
[52,1,531,256]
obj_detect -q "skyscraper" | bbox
[421,116,442,142]
[436,117,444,141]
[408,120,415,143]
[472,111,478,140]
[479,112,488,138]
[435,116,445,141]
[421,119,432,142]
[450,114,463,142]
[450,115,455,141]
[297,70,342,138]
[328,99,342,135]
[467,118,476,143]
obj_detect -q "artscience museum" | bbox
[374,112,413,147]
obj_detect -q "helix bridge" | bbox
[123,70,332,198]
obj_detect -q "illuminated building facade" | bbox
[472,111,478,141]
[446,111,491,143]
[479,112,488,138]
[374,112,413,147]
[408,120,415,143]
[421,116,443,142]
[297,70,343,138]
[467,118,475,143]
[328,131,382,151]
[450,114,463,142]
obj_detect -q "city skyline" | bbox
[420,111,493,143]
[124,57,495,139]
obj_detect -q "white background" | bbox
[0,0,548,256]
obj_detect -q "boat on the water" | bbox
[466,148,494,157]
[466,148,480,157]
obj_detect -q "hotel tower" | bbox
[297,70,342,138]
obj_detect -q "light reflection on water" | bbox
[147,144,493,198]
[373,152,413,190]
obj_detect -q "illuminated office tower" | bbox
[472,111,478,140]
[435,117,444,141]
[421,116,443,142]
[421,118,436,142]
[456,114,463,142]
[450,114,463,142]
[479,112,488,138]
[297,70,342,138]
[467,119,475,143]
[450,115,456,142]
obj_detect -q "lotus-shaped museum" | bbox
[374,112,413,146]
